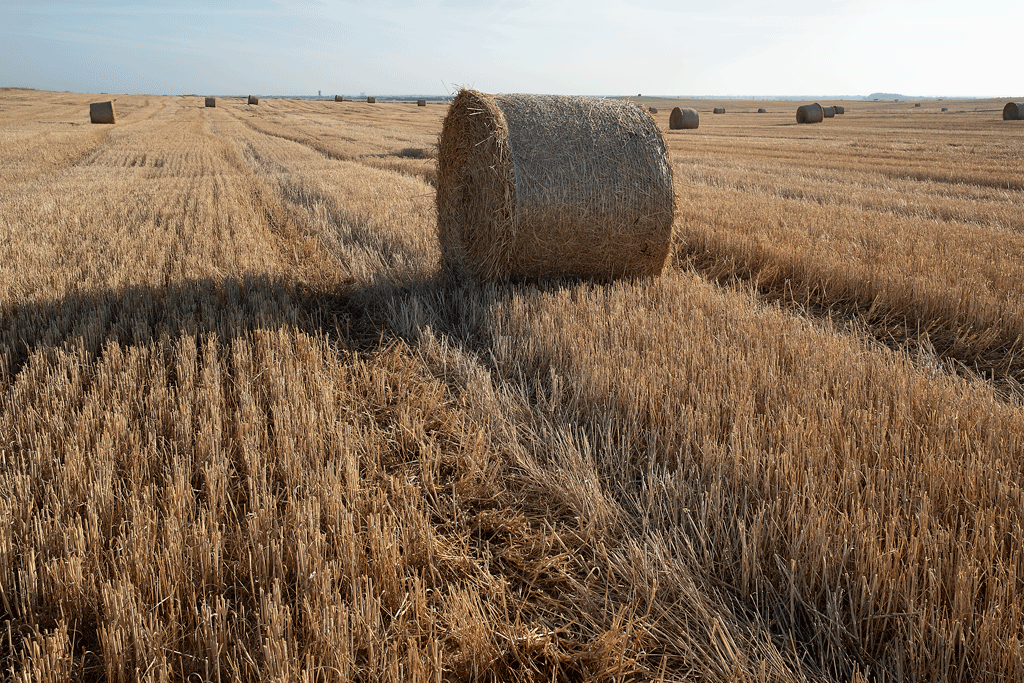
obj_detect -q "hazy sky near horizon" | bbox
[1,0,1020,97]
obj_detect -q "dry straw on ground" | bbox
[247,95,258,105]
[669,107,699,129]
[796,102,824,124]
[417,99,426,106]
[335,95,343,102]
[205,97,216,108]
[89,101,115,124]
[1004,102,1024,120]
[823,106,836,118]
[367,96,376,103]
[713,107,725,114]
[436,89,675,281]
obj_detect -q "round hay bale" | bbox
[418,99,427,106]
[205,97,216,108]
[89,101,115,124]
[1003,102,1024,120]
[941,107,948,112]
[757,108,767,113]
[436,89,675,282]
[247,95,259,105]
[834,105,844,114]
[335,95,344,102]
[915,102,921,107]
[648,106,658,114]
[823,106,835,118]
[713,107,725,114]
[796,103,824,124]
[367,96,376,103]
[669,107,699,129]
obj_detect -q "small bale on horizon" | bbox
[713,107,725,114]
[757,108,767,113]
[90,101,116,124]
[367,96,376,103]
[418,99,427,106]
[915,103,921,107]
[796,103,824,124]
[248,95,259,105]
[1003,102,1024,120]
[834,105,845,114]
[941,107,948,112]
[436,89,675,282]
[205,97,216,108]
[335,95,344,102]
[669,107,699,129]
[648,106,658,114]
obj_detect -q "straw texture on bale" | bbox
[436,89,675,282]
[367,96,376,103]
[669,107,699,129]
[89,101,115,124]
[418,99,427,106]
[335,95,344,102]
[823,106,835,118]
[796,103,824,124]
[247,95,258,105]
[205,97,216,108]
[1003,102,1024,120]
[713,107,725,114]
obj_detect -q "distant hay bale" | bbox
[915,103,921,107]
[796,103,824,124]
[418,99,427,106]
[436,89,675,282]
[89,101,115,124]
[367,96,376,103]
[335,95,344,102]
[205,97,216,108]
[834,105,845,114]
[648,106,657,114]
[669,107,699,129]
[713,107,725,114]
[247,95,258,105]
[757,108,767,113]
[1003,102,1024,120]
[823,106,835,118]
[941,107,948,112]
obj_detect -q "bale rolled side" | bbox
[713,107,725,114]
[436,89,675,282]
[89,101,116,124]
[1004,102,1024,120]
[669,107,699,130]
[418,99,427,106]
[823,106,835,118]
[247,95,258,105]
[796,103,824,124]
[335,95,344,102]
[367,96,376,103]
[205,97,216,108]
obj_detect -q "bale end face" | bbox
[669,107,699,130]
[205,97,216,108]
[1004,102,1024,120]
[89,101,116,124]
[436,89,675,282]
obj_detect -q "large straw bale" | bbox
[1003,102,1024,120]
[248,95,258,105]
[205,97,216,108]
[796,103,824,124]
[669,107,699,129]
[335,95,344,102]
[89,101,116,124]
[713,107,725,114]
[823,106,835,118]
[367,96,376,103]
[436,89,675,282]
[418,99,427,106]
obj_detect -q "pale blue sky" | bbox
[1,1,1020,97]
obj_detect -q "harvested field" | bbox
[3,88,1024,682]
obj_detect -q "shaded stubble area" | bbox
[2,92,1024,682]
